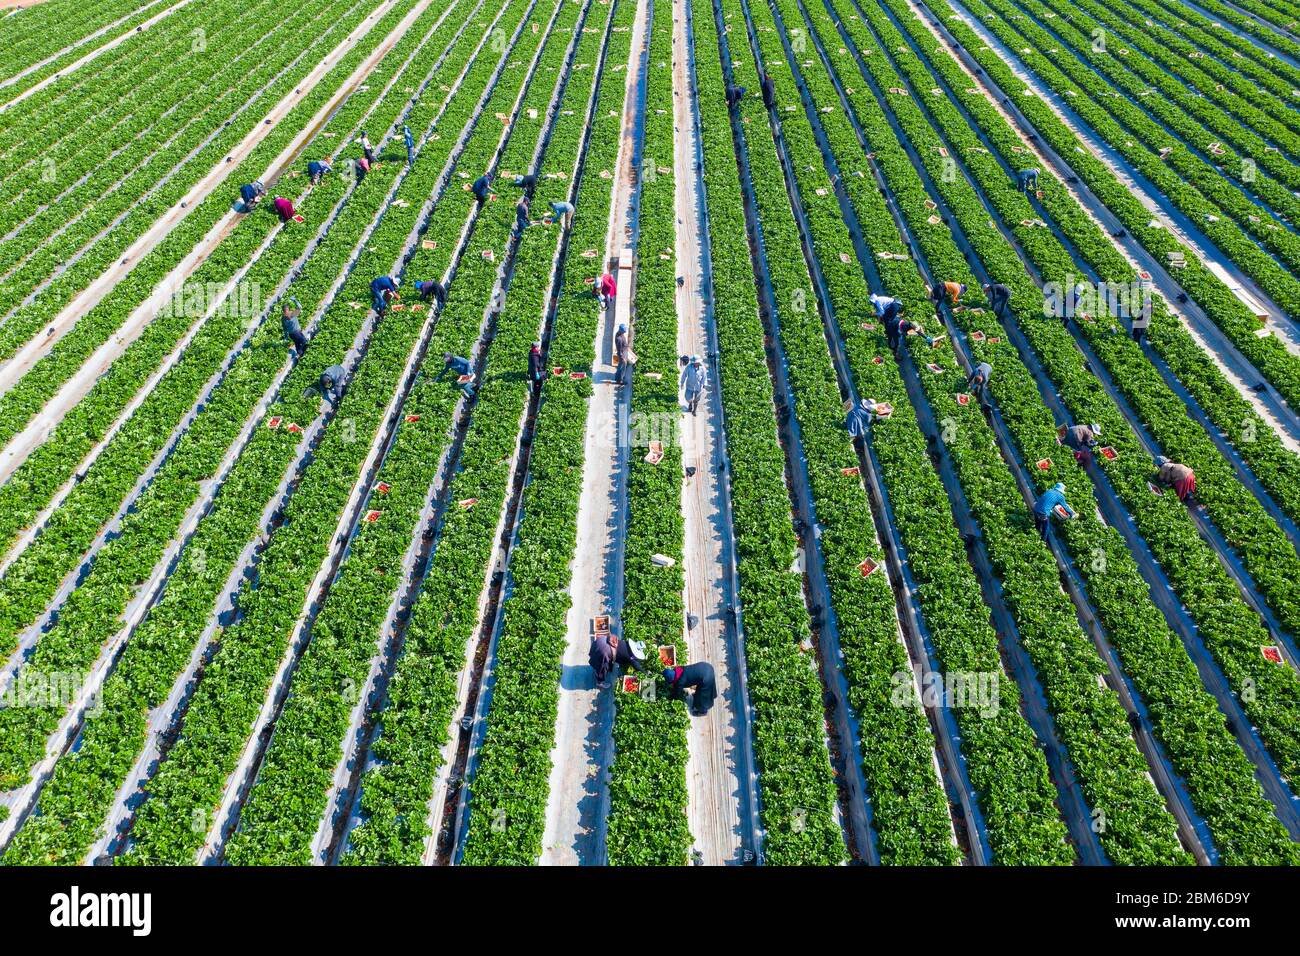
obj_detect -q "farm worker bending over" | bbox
[355,156,371,183]
[597,270,617,311]
[273,196,297,223]
[845,398,876,439]
[884,308,922,355]
[307,160,332,185]
[869,292,899,319]
[358,130,376,165]
[370,275,399,315]
[472,174,492,205]
[967,361,992,400]
[1033,482,1075,540]
[303,364,346,405]
[281,297,307,354]
[725,83,746,107]
[414,279,446,308]
[239,181,265,210]
[513,171,537,189]
[589,633,616,686]
[1155,456,1196,502]
[761,72,776,108]
[549,200,574,229]
[515,195,531,233]
[403,124,414,166]
[982,282,1011,318]
[931,281,967,307]
[679,354,707,416]
[614,323,631,385]
[1063,423,1101,466]
[437,352,475,397]
[618,638,648,673]
[1019,168,1039,193]
[528,341,544,395]
[663,662,717,716]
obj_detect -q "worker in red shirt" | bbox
[597,270,617,312]
[1155,456,1196,501]
[273,196,297,222]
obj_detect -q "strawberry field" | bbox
[0,0,1299,874]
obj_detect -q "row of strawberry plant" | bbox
[224,0,596,865]
[0,0,519,864]
[930,0,1300,624]
[0,0,210,141]
[738,0,1081,868]
[0,0,291,211]
[913,0,1300,426]
[1091,0,1300,138]
[875,0,1300,793]
[901,0,1300,643]
[0,0,466,574]
[950,0,1300,334]
[727,0,1071,863]
[605,0,694,866]
[821,0,1297,862]
[1002,0,1300,232]
[361,0,634,868]
[0,0,483,796]
[1143,0,1300,88]
[377,0,629,868]
[757,0,1184,863]
[116,0,557,866]
[0,0,416,475]
[1188,0,1300,49]
[1064,0,1300,152]
[0,0,462,662]
[903,2,1300,541]
[0,0,353,310]
[0,0,177,97]
[696,0,934,864]
[0,0,379,358]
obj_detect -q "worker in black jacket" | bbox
[663,662,716,716]
[760,72,776,108]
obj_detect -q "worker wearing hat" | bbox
[845,397,876,439]
[679,354,706,416]
[615,637,647,673]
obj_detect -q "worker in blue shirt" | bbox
[472,174,492,205]
[679,354,707,415]
[414,279,446,308]
[303,363,346,405]
[370,275,399,315]
[549,200,574,229]
[437,352,475,396]
[1033,482,1075,539]
[967,361,992,400]
[239,181,266,211]
[307,160,332,185]
[281,297,307,355]
[403,124,414,166]
[845,398,876,439]
[1019,168,1040,193]
[869,293,898,319]
[515,194,531,234]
